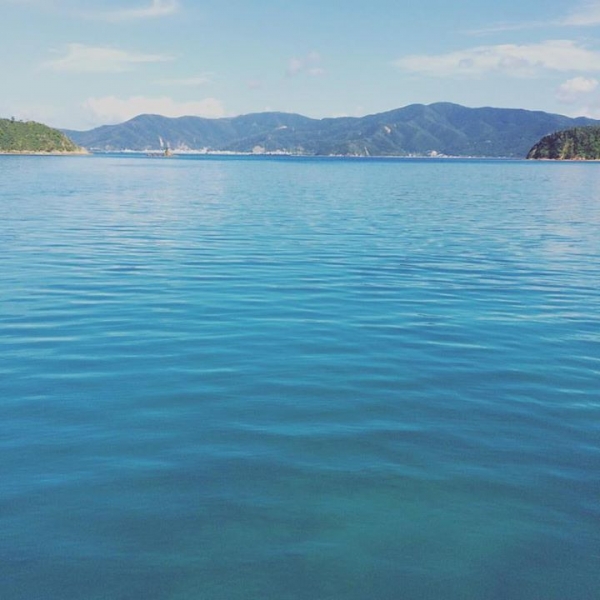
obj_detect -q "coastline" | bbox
[0,150,90,156]
[87,149,519,160]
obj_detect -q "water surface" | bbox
[1,155,599,599]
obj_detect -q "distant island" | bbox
[0,118,85,154]
[63,103,600,158]
[527,126,600,160]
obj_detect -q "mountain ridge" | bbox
[64,103,600,158]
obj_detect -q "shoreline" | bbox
[3,150,599,161]
[85,150,522,160]
[0,150,89,156]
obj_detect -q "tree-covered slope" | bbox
[64,104,600,157]
[0,118,83,153]
[527,126,600,159]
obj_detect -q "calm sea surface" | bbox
[1,155,599,600]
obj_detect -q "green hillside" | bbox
[527,126,600,160]
[0,118,83,153]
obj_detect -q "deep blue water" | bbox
[1,155,599,600]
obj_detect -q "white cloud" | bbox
[563,2,600,26]
[43,43,172,73]
[85,0,179,22]
[83,95,225,124]
[394,40,600,77]
[556,76,599,103]
[286,52,326,77]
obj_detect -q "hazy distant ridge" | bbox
[64,103,600,157]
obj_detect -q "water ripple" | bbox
[1,156,599,600]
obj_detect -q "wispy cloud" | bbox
[468,2,600,35]
[84,0,179,22]
[467,20,551,36]
[155,74,212,87]
[563,1,600,26]
[286,52,326,77]
[83,95,225,124]
[394,40,600,78]
[3,0,180,20]
[43,43,172,73]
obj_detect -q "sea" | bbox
[1,154,599,600]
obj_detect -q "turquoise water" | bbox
[1,155,599,600]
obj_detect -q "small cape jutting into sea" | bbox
[0,118,86,155]
[527,125,600,160]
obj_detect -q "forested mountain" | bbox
[64,103,600,157]
[0,118,83,153]
[527,126,600,160]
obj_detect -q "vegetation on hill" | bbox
[63,103,600,157]
[0,118,83,153]
[527,126,600,160]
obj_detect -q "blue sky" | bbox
[3,0,600,129]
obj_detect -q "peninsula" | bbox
[0,118,85,154]
[527,126,600,160]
